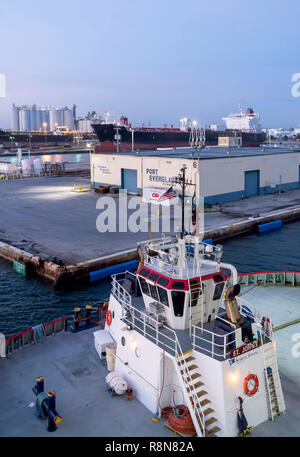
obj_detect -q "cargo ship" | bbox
[92,110,266,153]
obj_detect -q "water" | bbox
[1,151,90,175]
[0,220,300,337]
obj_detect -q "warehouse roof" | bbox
[94,144,300,160]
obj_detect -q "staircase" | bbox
[175,351,220,437]
[263,343,285,420]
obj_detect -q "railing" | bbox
[111,273,132,307]
[229,271,300,287]
[192,324,237,361]
[2,317,67,358]
[143,254,184,278]
[236,295,274,339]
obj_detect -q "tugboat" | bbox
[99,233,285,437]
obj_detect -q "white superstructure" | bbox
[223,105,262,132]
[97,235,285,437]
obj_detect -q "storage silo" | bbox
[19,107,31,131]
[36,109,42,130]
[49,109,58,131]
[41,108,50,130]
[11,104,20,131]
[63,108,74,130]
[30,105,37,131]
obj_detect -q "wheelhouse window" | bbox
[139,277,150,296]
[172,281,186,290]
[213,282,225,300]
[213,274,224,283]
[157,286,169,307]
[139,268,150,278]
[172,291,185,317]
[149,272,159,282]
[157,277,170,288]
[148,283,159,301]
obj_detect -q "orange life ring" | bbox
[244,373,259,396]
[106,310,112,326]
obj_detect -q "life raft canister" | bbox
[106,310,112,326]
[244,373,259,396]
[261,316,273,337]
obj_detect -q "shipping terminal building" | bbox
[90,144,300,204]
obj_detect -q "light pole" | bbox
[43,122,47,143]
[131,129,135,151]
[175,165,196,239]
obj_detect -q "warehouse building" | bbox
[90,145,300,204]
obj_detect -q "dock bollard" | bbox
[73,307,81,332]
[32,377,62,432]
[86,305,92,325]
[46,391,62,432]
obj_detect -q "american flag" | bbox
[158,187,177,202]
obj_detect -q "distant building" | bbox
[11,104,76,132]
[268,128,299,139]
[75,111,102,133]
[218,136,242,147]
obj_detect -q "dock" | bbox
[1,176,300,286]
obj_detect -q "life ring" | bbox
[261,316,273,337]
[106,310,112,326]
[244,374,259,396]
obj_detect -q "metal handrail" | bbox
[236,295,274,339]
[192,324,237,360]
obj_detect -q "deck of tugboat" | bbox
[0,284,299,437]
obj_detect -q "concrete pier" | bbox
[1,176,300,286]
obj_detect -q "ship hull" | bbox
[92,123,266,153]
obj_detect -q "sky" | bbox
[0,0,300,129]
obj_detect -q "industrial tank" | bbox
[33,158,44,175]
[21,159,32,177]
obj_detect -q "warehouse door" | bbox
[121,169,138,193]
[244,170,260,197]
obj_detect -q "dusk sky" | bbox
[1,0,300,129]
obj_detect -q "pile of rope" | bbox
[167,405,196,436]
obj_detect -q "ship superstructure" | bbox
[222,105,262,133]
[101,235,285,437]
